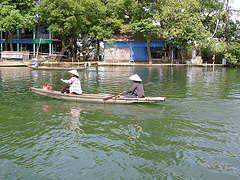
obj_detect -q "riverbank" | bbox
[98,61,226,67]
[0,60,227,67]
[0,60,98,67]
[0,60,28,67]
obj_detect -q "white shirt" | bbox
[61,76,82,94]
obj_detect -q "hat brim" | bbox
[129,74,142,81]
[68,70,79,77]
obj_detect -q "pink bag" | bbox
[42,82,51,91]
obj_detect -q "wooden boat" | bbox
[29,66,87,70]
[29,87,166,104]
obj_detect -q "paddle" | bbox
[103,82,153,101]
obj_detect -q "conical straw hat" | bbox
[68,70,79,77]
[129,74,142,81]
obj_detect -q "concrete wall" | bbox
[104,48,130,62]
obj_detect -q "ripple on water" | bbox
[0,67,240,179]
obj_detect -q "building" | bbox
[103,33,169,63]
[0,25,61,59]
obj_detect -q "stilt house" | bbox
[0,25,61,60]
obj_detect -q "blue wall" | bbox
[104,41,165,61]
[0,39,33,44]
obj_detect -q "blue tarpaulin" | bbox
[13,39,33,44]
[0,39,51,44]
[104,41,165,48]
[0,39,33,44]
[132,47,149,61]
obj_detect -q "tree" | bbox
[132,19,159,64]
[87,0,147,60]
[197,0,240,66]
[154,0,206,63]
[0,0,36,51]
[39,0,89,61]
[82,0,115,60]
[101,0,157,63]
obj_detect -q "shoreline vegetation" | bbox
[0,0,239,67]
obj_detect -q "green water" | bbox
[0,66,239,179]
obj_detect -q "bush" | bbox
[226,42,240,67]
[200,40,240,67]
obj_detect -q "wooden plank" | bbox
[1,51,29,60]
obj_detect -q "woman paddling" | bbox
[61,70,82,95]
[123,74,145,98]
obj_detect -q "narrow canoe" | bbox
[29,87,166,104]
[29,66,87,70]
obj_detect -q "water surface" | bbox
[0,66,239,179]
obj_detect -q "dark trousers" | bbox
[61,85,70,93]
[124,95,137,98]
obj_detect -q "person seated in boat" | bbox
[32,59,38,68]
[123,74,145,98]
[61,70,82,95]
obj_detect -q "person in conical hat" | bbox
[123,74,145,98]
[60,69,82,94]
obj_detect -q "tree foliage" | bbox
[196,0,240,66]
[0,0,36,51]
[153,0,207,62]
[0,0,239,66]
[38,0,90,60]
[132,18,159,64]
[39,0,87,41]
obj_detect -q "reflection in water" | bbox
[127,124,143,140]
[32,70,38,82]
[40,101,84,131]
[61,107,83,131]
[42,105,50,112]
[0,67,30,82]
[186,67,231,98]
